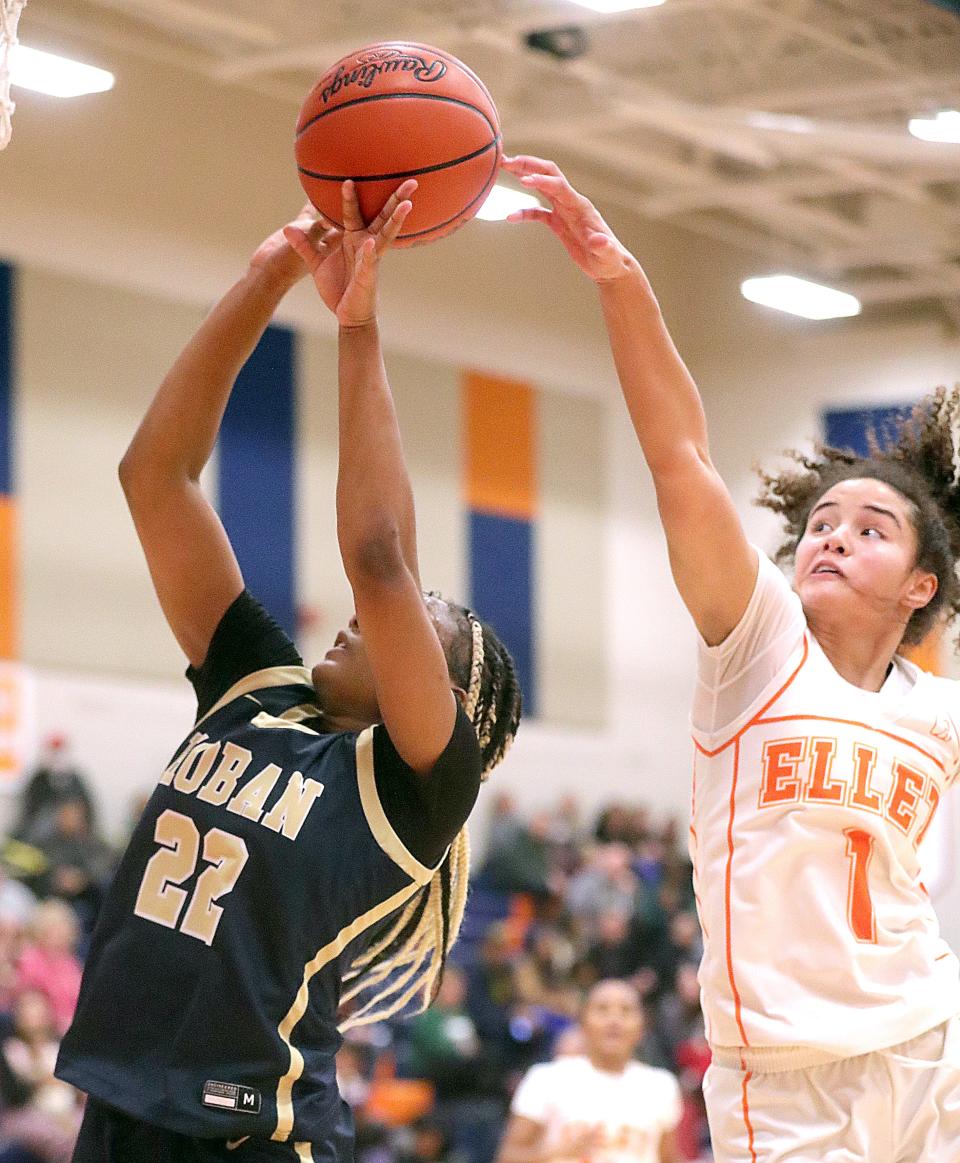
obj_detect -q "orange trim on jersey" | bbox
[694,635,810,758]
[936,951,952,962]
[754,715,945,773]
[725,739,749,1045]
[738,1053,758,1163]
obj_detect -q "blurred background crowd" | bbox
[0,736,711,1163]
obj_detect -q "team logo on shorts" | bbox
[202,1079,262,1114]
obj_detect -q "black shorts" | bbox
[72,1097,355,1163]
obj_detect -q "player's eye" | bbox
[861,526,883,539]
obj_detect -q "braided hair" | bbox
[338,599,521,1031]
[756,384,960,647]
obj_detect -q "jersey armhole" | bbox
[355,728,442,886]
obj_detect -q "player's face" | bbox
[794,478,936,634]
[310,596,457,725]
[580,980,644,1066]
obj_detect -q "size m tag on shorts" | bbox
[202,1080,262,1115]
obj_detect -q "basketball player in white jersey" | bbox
[496,979,681,1163]
[503,154,960,1162]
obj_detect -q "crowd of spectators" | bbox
[0,739,712,1162]
[0,735,114,1162]
[341,793,713,1163]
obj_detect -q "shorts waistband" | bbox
[709,1044,848,1073]
[710,1016,956,1075]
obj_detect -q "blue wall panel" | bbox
[218,325,297,636]
[469,510,535,716]
[824,404,912,458]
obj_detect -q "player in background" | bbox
[56,180,521,1161]
[496,979,681,1163]
[503,154,960,1161]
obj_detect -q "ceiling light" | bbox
[570,0,665,10]
[908,110,960,144]
[476,184,542,222]
[11,44,114,99]
[741,275,861,321]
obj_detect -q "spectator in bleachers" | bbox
[13,736,95,846]
[566,843,645,941]
[395,1116,460,1163]
[652,962,705,1072]
[408,967,504,1163]
[0,988,82,1161]
[15,901,82,1037]
[28,799,114,936]
[480,810,556,898]
[576,909,639,988]
[593,804,638,847]
[462,924,517,1056]
[495,979,681,1163]
[513,924,579,1017]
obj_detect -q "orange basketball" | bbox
[295,42,501,248]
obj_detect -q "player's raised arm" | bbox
[502,155,756,646]
[118,206,329,667]
[285,180,459,774]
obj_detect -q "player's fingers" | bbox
[505,207,553,226]
[501,154,562,178]
[340,180,366,231]
[282,226,322,270]
[368,179,418,236]
[519,172,583,211]
[375,200,413,253]
[354,236,378,277]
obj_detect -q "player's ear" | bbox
[904,568,937,610]
[451,685,468,708]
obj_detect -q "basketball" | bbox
[295,42,501,247]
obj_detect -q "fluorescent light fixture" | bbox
[570,0,665,10]
[741,275,861,321]
[476,183,542,222]
[11,44,114,98]
[908,109,960,144]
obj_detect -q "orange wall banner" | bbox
[0,663,35,790]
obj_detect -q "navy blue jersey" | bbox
[57,592,481,1152]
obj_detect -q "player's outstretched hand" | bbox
[249,203,330,289]
[501,155,635,285]
[283,179,415,329]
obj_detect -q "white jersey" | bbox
[510,1055,681,1163]
[690,550,960,1061]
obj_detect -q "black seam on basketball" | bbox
[296,91,497,140]
[395,142,501,242]
[297,133,500,184]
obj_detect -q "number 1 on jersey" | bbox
[135,810,249,946]
[844,828,877,944]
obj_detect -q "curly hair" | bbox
[755,385,960,647]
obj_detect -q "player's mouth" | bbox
[811,560,845,578]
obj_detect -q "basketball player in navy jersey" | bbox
[56,180,521,1161]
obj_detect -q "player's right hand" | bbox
[283,179,416,329]
[501,155,635,285]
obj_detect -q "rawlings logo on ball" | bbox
[320,51,446,104]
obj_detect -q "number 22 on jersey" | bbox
[135,809,249,945]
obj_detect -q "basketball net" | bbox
[0,0,26,150]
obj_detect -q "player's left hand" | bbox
[283,179,415,329]
[501,154,635,285]
[249,203,330,288]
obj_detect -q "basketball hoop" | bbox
[0,0,26,150]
